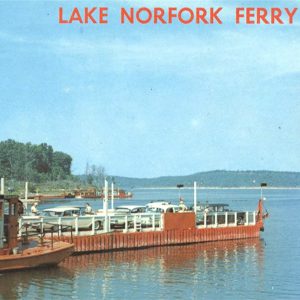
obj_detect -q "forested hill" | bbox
[113,170,300,188]
[1,139,299,188]
[0,139,72,182]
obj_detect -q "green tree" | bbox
[0,139,73,182]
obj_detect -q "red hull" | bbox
[58,222,263,254]
[56,200,266,254]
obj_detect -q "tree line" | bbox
[0,139,72,182]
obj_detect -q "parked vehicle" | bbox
[110,205,159,229]
[33,206,103,232]
[115,205,147,214]
[146,203,180,213]
[195,203,230,212]
[146,201,171,209]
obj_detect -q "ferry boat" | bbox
[101,189,133,199]
[0,195,74,272]
[19,191,268,254]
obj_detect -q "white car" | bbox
[34,206,102,232]
[110,205,159,229]
[146,201,170,209]
[114,205,147,214]
[146,203,180,213]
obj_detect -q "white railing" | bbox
[196,211,256,229]
[19,213,163,237]
[19,210,257,237]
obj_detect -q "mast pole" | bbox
[111,181,114,209]
[193,181,197,214]
[0,178,4,195]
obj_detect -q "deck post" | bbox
[41,218,44,234]
[0,178,4,195]
[245,212,249,225]
[215,213,218,227]
[111,182,114,209]
[75,216,78,236]
[124,215,128,232]
[108,215,111,231]
[104,216,108,233]
[58,217,62,235]
[133,215,137,231]
[92,215,95,234]
[253,211,256,224]
[24,182,28,211]
[18,218,22,237]
[104,179,109,232]
[193,181,197,215]
[225,212,228,227]
[234,212,237,226]
[204,213,207,228]
[152,214,155,231]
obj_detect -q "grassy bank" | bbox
[1,179,100,197]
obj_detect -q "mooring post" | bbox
[24,181,28,210]
[111,181,114,209]
[104,179,109,232]
[193,181,197,214]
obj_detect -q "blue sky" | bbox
[0,1,299,177]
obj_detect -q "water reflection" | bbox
[0,239,265,299]
[62,238,264,299]
[62,238,264,270]
[0,266,75,300]
[4,189,299,299]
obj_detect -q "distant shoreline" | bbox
[134,187,300,190]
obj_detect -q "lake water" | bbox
[1,189,300,299]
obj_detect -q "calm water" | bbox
[1,189,300,299]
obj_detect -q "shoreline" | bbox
[133,186,300,190]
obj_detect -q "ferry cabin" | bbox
[0,195,19,254]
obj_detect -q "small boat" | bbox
[0,240,74,272]
[74,188,133,199]
[34,194,65,201]
[0,195,74,272]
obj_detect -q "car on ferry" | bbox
[114,205,147,214]
[195,203,230,213]
[107,205,164,229]
[146,202,181,213]
[194,203,248,226]
[146,201,171,209]
[33,206,103,232]
[109,205,151,229]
